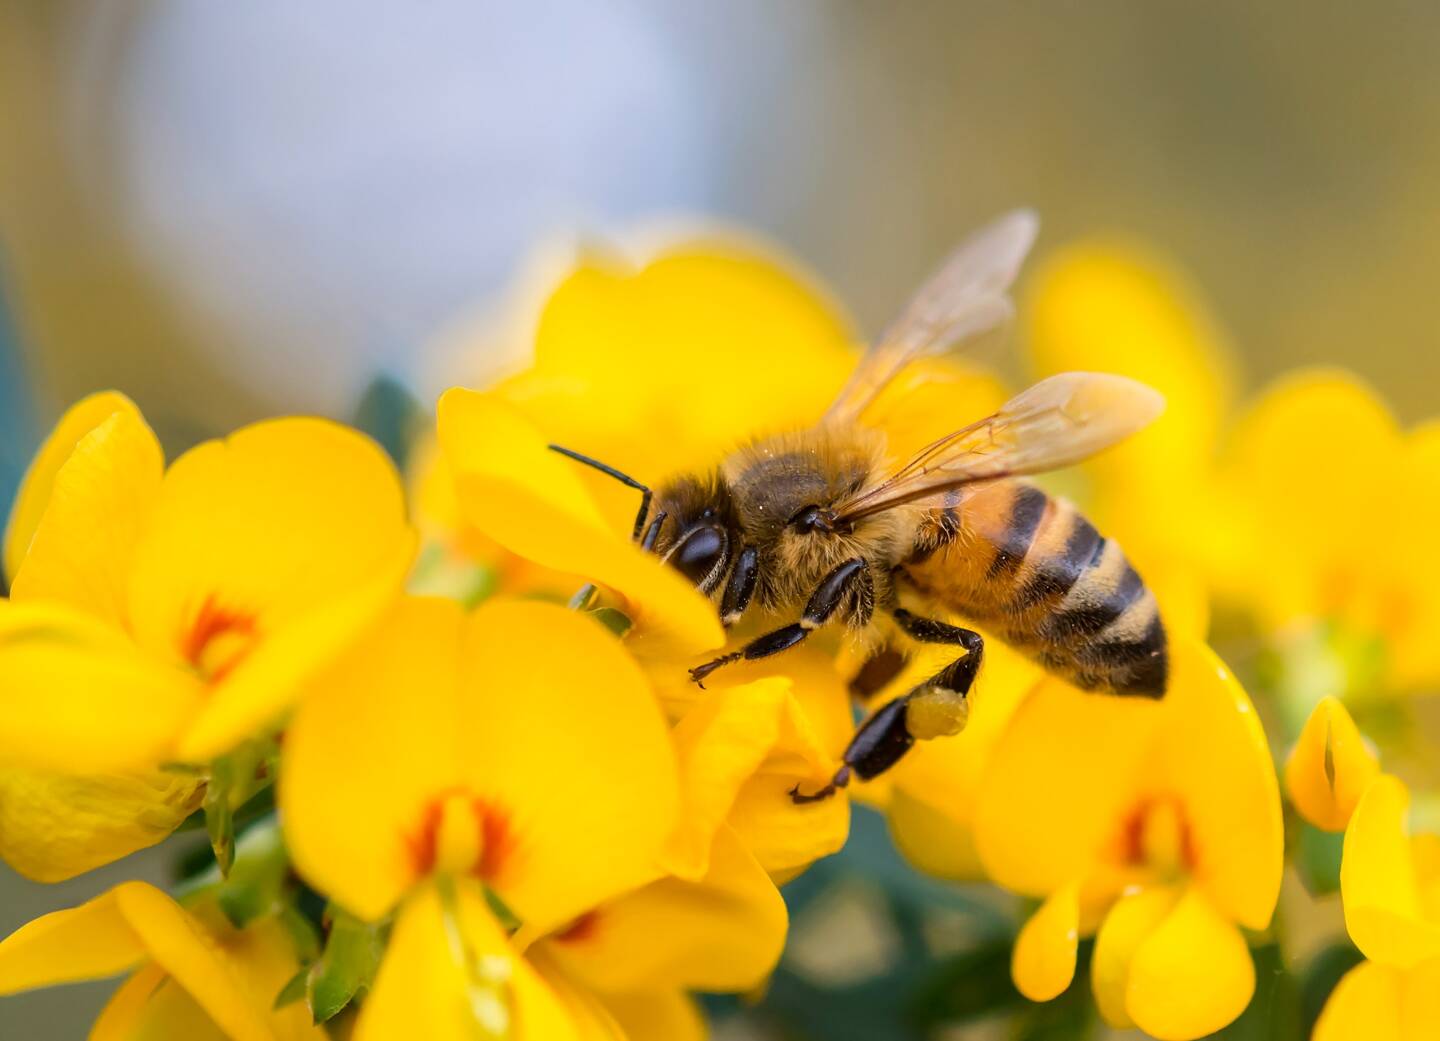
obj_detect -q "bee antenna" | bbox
[546,444,653,540]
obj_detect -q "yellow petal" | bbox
[280,596,465,921]
[539,826,785,993]
[1013,881,1080,1002]
[437,389,723,657]
[122,417,414,759]
[0,882,275,1041]
[458,598,679,934]
[1399,959,1440,1041]
[1148,637,1283,930]
[885,635,1040,882]
[973,673,1161,897]
[4,391,146,583]
[664,674,846,880]
[357,883,579,1041]
[1342,775,1440,968]
[507,243,856,498]
[599,991,706,1041]
[1314,960,1403,1041]
[1125,888,1255,1040]
[1219,369,1400,625]
[1090,884,1180,1028]
[1388,420,1440,688]
[1285,696,1381,832]
[0,600,204,773]
[0,884,147,992]
[9,405,163,626]
[91,964,233,1041]
[0,766,203,882]
[1023,243,1235,567]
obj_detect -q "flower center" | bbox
[409,790,511,882]
[1119,796,1195,879]
[183,596,258,683]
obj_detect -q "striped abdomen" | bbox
[899,480,1167,697]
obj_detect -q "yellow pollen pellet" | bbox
[906,686,970,740]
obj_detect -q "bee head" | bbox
[651,474,739,595]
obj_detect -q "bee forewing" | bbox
[823,209,1039,425]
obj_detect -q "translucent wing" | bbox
[823,209,1039,426]
[834,373,1165,522]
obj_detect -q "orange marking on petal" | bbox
[182,595,258,682]
[475,800,513,882]
[553,910,601,944]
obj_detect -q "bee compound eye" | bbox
[669,526,728,591]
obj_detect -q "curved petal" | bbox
[280,596,465,921]
[127,418,415,759]
[663,673,847,881]
[357,883,579,1041]
[1285,696,1380,833]
[1022,243,1234,568]
[505,243,856,500]
[0,883,147,992]
[1314,959,1403,1041]
[0,766,203,882]
[4,391,146,583]
[540,827,785,994]
[885,788,985,881]
[973,674,1161,897]
[458,599,680,935]
[1219,369,1399,625]
[1013,881,1080,1002]
[1342,775,1440,968]
[1090,884,1180,1028]
[1126,888,1254,1041]
[599,991,706,1041]
[91,964,231,1041]
[9,405,163,626]
[437,389,723,657]
[0,600,204,773]
[1150,637,1283,930]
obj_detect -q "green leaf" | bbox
[589,606,633,637]
[1213,942,1302,1040]
[351,375,423,470]
[203,777,235,877]
[1295,820,1346,896]
[175,815,290,927]
[275,966,309,1010]
[308,906,387,1023]
[1299,942,1365,1038]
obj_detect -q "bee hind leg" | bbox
[787,611,985,803]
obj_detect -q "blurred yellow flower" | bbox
[1314,775,1440,1040]
[0,392,413,879]
[0,881,322,1041]
[973,637,1283,1039]
[281,594,773,1039]
[1284,694,1380,832]
[1215,371,1440,693]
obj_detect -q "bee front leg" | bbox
[789,609,983,804]
[689,558,870,686]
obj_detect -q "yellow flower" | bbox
[0,880,323,1041]
[1313,775,1440,1040]
[281,594,770,1038]
[972,636,1283,1040]
[1284,695,1381,832]
[1216,370,1440,691]
[0,392,413,879]
[1022,241,1239,639]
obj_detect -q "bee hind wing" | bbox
[823,209,1039,426]
[834,372,1165,521]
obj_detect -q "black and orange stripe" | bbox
[899,479,1167,697]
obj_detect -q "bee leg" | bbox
[848,644,908,700]
[787,612,986,801]
[689,558,869,686]
[789,694,913,803]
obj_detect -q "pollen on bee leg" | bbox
[905,685,970,740]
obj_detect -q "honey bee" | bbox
[552,211,1167,802]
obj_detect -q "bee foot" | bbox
[689,653,741,686]
[788,766,851,804]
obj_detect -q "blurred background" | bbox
[2,2,1437,1037]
